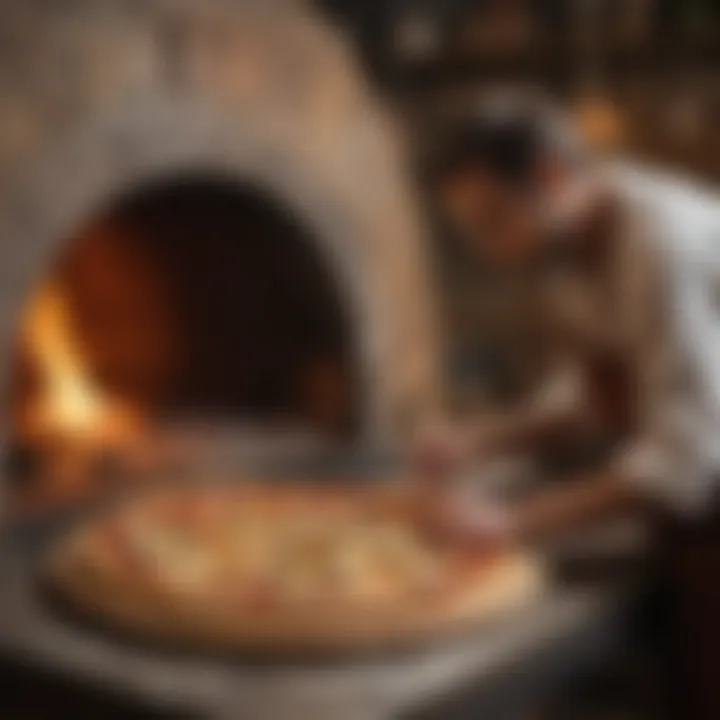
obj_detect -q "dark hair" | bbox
[429,103,546,189]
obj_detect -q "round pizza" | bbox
[44,483,542,653]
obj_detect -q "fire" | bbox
[18,281,140,444]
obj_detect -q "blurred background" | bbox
[322,0,719,180]
[0,1,717,719]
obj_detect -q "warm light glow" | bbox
[19,281,140,444]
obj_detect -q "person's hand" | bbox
[410,420,475,485]
[418,487,517,547]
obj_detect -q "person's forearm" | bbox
[514,472,643,542]
[466,401,580,456]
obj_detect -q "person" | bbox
[412,95,699,547]
[611,165,720,720]
[411,94,720,719]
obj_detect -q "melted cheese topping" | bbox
[89,498,448,604]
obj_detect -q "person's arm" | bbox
[511,471,641,541]
[419,469,645,546]
[466,358,585,455]
[413,355,585,479]
[509,201,683,542]
[423,203,687,545]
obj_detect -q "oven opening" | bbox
[9,174,359,502]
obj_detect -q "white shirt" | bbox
[610,162,720,514]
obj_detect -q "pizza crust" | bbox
[44,484,544,653]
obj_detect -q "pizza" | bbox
[44,483,542,653]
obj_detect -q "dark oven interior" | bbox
[9,173,360,506]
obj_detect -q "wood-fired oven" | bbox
[0,0,442,510]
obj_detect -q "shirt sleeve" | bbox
[610,203,712,515]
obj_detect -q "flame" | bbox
[19,281,139,444]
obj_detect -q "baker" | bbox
[413,94,718,717]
